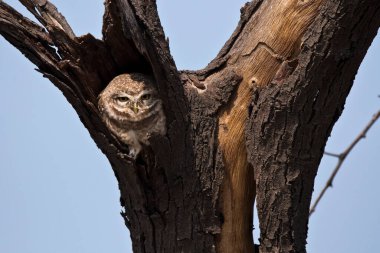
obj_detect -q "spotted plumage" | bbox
[98,73,166,157]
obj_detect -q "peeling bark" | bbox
[1,0,379,252]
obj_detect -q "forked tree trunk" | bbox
[1,0,379,252]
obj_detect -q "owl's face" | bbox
[98,73,162,123]
[112,88,158,119]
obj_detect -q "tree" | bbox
[1,0,379,253]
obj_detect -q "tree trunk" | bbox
[1,0,379,252]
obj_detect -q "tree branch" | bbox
[309,110,380,216]
[0,0,133,158]
[0,1,58,67]
[19,0,75,39]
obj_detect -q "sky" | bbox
[0,1,379,253]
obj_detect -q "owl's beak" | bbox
[133,102,139,114]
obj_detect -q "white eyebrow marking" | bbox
[113,92,135,101]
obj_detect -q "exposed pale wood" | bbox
[217,1,326,252]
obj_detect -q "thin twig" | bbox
[310,110,380,216]
[323,151,340,158]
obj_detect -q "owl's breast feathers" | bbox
[105,109,165,144]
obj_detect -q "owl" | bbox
[98,73,166,158]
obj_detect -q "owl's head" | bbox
[98,73,162,123]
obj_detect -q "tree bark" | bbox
[1,0,379,253]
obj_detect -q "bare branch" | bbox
[19,0,75,39]
[0,1,59,66]
[0,0,128,152]
[323,151,340,158]
[310,110,380,216]
[17,0,80,61]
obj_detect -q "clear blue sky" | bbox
[0,1,379,252]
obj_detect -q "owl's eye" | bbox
[116,96,129,102]
[141,94,151,100]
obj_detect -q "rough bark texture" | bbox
[1,0,379,253]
